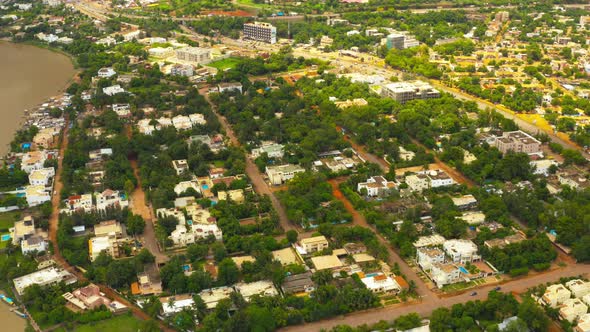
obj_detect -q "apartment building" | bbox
[493,130,542,156]
[299,235,329,254]
[243,21,277,44]
[381,81,440,103]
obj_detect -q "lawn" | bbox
[207,57,242,71]
[0,211,21,231]
[52,314,144,332]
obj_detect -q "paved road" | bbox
[200,87,297,233]
[282,263,590,332]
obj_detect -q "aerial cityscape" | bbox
[0,0,589,331]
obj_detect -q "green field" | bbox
[207,57,242,71]
[53,314,144,332]
[0,211,20,231]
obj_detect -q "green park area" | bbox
[53,314,144,332]
[207,57,242,71]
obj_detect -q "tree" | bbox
[217,258,239,285]
[124,179,135,194]
[518,298,549,332]
[572,236,590,262]
[286,230,298,244]
[126,214,146,235]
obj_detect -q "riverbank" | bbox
[0,41,76,156]
[0,300,27,332]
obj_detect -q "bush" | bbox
[533,262,551,271]
[509,267,529,277]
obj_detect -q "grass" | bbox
[442,280,477,292]
[52,314,144,332]
[0,211,21,231]
[207,57,242,71]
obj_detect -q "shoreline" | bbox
[0,41,78,157]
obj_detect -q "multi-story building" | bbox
[28,166,54,186]
[170,63,194,77]
[95,189,128,211]
[576,313,590,332]
[566,279,590,299]
[559,298,588,322]
[252,143,285,159]
[443,239,480,264]
[431,263,461,288]
[416,247,446,271]
[243,21,277,44]
[357,176,397,197]
[493,130,542,156]
[176,47,212,65]
[541,284,572,307]
[13,267,77,295]
[381,81,440,103]
[266,164,305,185]
[299,235,329,254]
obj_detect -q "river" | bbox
[0,41,75,330]
[0,41,76,156]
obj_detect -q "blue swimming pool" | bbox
[202,185,209,190]
[16,193,25,198]
[459,267,469,274]
[187,220,193,226]
[1,234,11,242]
[182,264,190,272]
[365,273,379,278]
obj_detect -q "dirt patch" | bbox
[202,10,253,17]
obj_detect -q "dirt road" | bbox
[200,87,296,232]
[327,178,434,299]
[48,120,172,331]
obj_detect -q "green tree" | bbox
[286,230,298,244]
[217,258,239,285]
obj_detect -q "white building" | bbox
[266,164,305,185]
[559,298,588,322]
[159,294,195,316]
[361,273,401,293]
[28,167,55,186]
[21,235,48,255]
[175,47,212,65]
[170,223,222,246]
[443,239,480,264]
[103,85,125,96]
[431,263,461,288]
[97,67,116,78]
[542,284,572,308]
[218,82,243,94]
[417,247,445,271]
[251,143,284,159]
[357,176,397,197]
[566,279,590,299]
[10,216,36,245]
[243,21,277,44]
[234,281,279,301]
[95,189,128,211]
[577,313,590,332]
[21,151,48,174]
[25,185,51,207]
[298,236,329,254]
[62,194,94,214]
[13,267,77,295]
[531,159,559,176]
[172,115,192,131]
[189,113,206,126]
[198,287,233,309]
[172,159,189,175]
[381,81,440,103]
[405,170,454,192]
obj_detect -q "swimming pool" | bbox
[459,267,469,274]
[365,273,379,278]
[1,234,11,242]
[182,264,190,272]
[202,185,209,190]
[187,220,193,226]
[16,193,25,198]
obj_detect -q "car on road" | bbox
[494,286,501,291]
[470,292,478,296]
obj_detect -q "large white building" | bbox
[266,164,305,185]
[243,21,277,44]
[443,239,480,264]
[431,263,461,288]
[360,273,401,293]
[381,81,440,103]
[416,247,445,271]
[176,47,212,65]
[357,176,397,197]
[541,284,572,308]
[95,189,128,211]
[13,267,77,295]
[405,169,454,192]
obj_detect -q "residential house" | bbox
[98,67,116,78]
[95,189,128,211]
[281,272,315,295]
[484,233,526,249]
[198,287,233,309]
[217,189,245,204]
[21,151,47,174]
[131,263,162,295]
[431,263,461,288]
[272,247,301,266]
[311,254,344,271]
[405,170,454,192]
[172,159,189,175]
[63,284,110,311]
[62,194,93,214]
[566,279,590,299]
[443,239,480,264]
[531,159,559,176]
[234,281,279,301]
[25,185,51,207]
[417,247,445,271]
[103,85,125,96]
[10,216,36,245]
[357,176,397,197]
[21,235,48,255]
[557,171,590,190]
[157,207,186,225]
[159,294,196,316]
[232,255,256,269]
[172,115,192,131]
[33,127,57,149]
[360,273,401,294]
[559,298,588,322]
[251,143,285,159]
[343,243,367,255]
[266,164,305,185]
[217,82,243,94]
[451,194,478,210]
[299,236,329,254]
[541,284,572,307]
[28,167,55,186]
[577,313,590,332]
[13,267,77,295]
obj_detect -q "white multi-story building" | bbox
[21,151,48,174]
[266,164,305,185]
[559,298,588,322]
[103,85,125,96]
[566,279,590,299]
[443,239,480,264]
[97,67,116,78]
[95,189,128,211]
[542,284,572,308]
[21,235,48,255]
[62,194,94,214]
[357,176,397,197]
[28,167,55,186]
[299,236,329,254]
[431,263,461,288]
[243,21,277,44]
[252,143,284,159]
[493,130,542,156]
[360,273,401,294]
[405,169,454,192]
[25,185,51,207]
[175,47,212,65]
[13,267,77,295]
[381,81,440,103]
[416,247,445,271]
